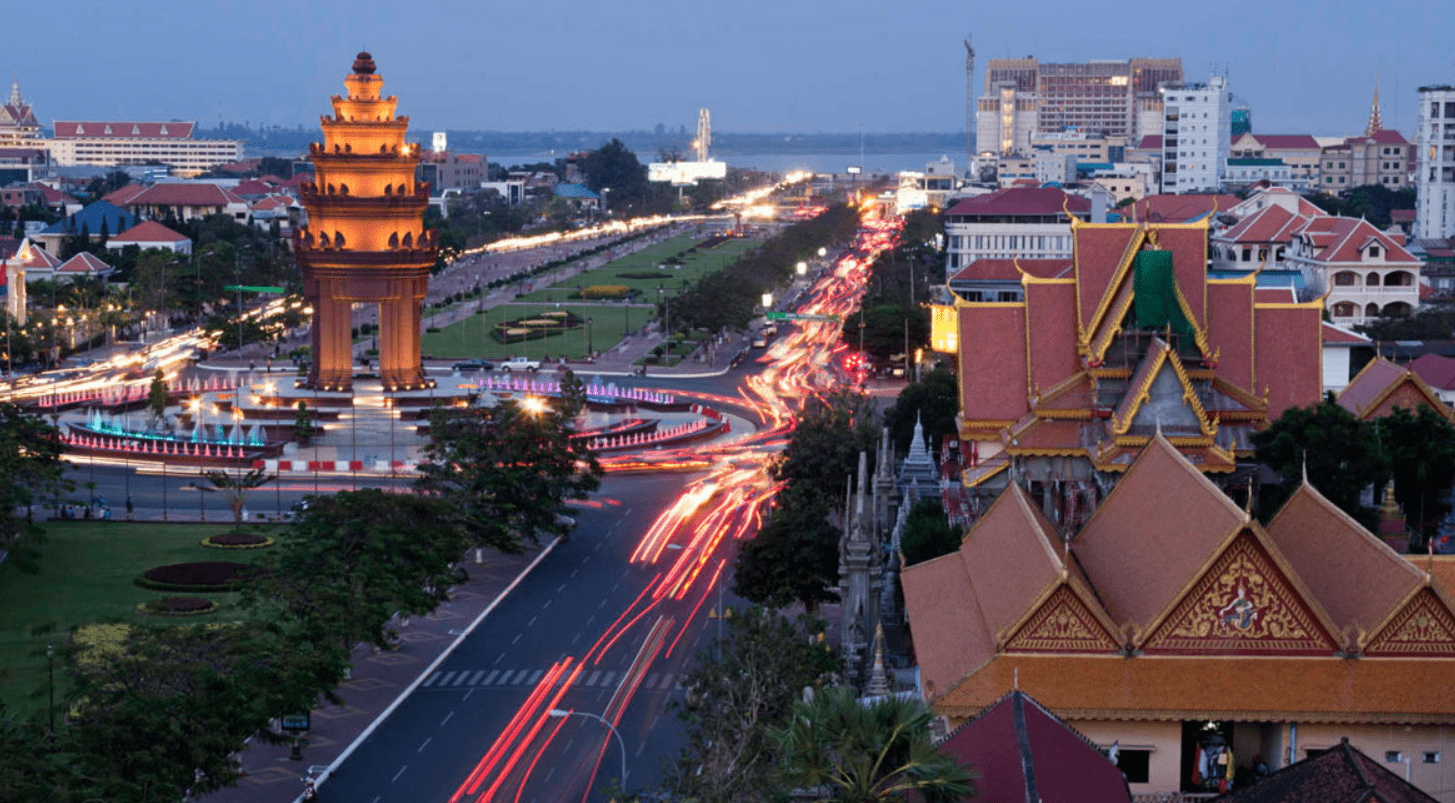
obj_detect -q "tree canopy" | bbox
[899,498,961,567]
[884,365,958,459]
[0,403,66,571]
[1252,397,1386,525]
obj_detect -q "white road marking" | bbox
[636,740,648,758]
[572,631,582,645]
[440,711,454,726]
[482,670,501,685]
[512,670,530,685]
[527,615,537,627]
[602,671,616,686]
[570,568,579,578]
[587,670,602,686]
[451,672,470,687]
[646,672,659,688]
[463,689,474,701]
[436,671,457,686]
[422,671,442,687]
[542,598,552,610]
[418,737,432,752]
[495,652,505,665]
[528,669,544,684]
[558,583,568,593]
[467,670,485,685]
[512,632,522,644]
[391,765,407,783]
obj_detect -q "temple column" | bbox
[309,292,354,392]
[378,296,425,390]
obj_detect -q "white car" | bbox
[499,356,541,372]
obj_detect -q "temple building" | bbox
[903,435,1455,800]
[932,215,1325,527]
[295,52,437,392]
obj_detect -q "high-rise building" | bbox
[975,57,1182,156]
[1159,77,1231,194]
[1416,84,1455,240]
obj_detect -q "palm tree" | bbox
[198,468,275,525]
[771,686,975,802]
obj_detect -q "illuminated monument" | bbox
[296,52,436,392]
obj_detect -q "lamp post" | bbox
[547,709,626,786]
[586,316,593,358]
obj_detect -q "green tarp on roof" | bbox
[1130,250,1192,335]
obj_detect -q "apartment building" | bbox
[1229,133,1323,191]
[1159,77,1230,193]
[1416,84,1455,240]
[47,121,243,177]
[942,187,1091,275]
[1320,130,1410,190]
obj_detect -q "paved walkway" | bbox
[199,542,555,803]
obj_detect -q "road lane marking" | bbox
[495,652,505,665]
[391,765,407,783]
[512,632,522,644]
[422,671,443,687]
[527,669,544,684]
[557,583,567,593]
[570,568,579,578]
[436,671,457,686]
[572,631,582,645]
[542,598,551,610]
[646,672,659,688]
[512,670,530,684]
[586,670,601,686]
[463,689,474,701]
[451,672,470,687]
[467,670,485,685]
[482,670,501,685]
[418,737,431,753]
[586,615,595,625]
[636,740,648,758]
[545,766,556,782]
[440,712,454,726]
[527,615,537,627]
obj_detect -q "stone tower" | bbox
[839,451,881,682]
[296,52,436,392]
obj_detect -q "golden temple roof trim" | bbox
[1079,227,1146,352]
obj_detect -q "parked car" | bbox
[452,359,494,373]
[499,356,541,372]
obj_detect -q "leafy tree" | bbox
[1251,397,1387,525]
[1377,405,1455,539]
[885,366,958,459]
[0,701,66,801]
[770,686,975,803]
[415,377,601,554]
[197,467,275,525]
[667,607,840,803]
[899,498,961,566]
[581,138,648,198]
[254,490,469,654]
[774,391,878,507]
[734,485,842,611]
[293,400,314,442]
[0,403,66,571]
[146,368,168,427]
[840,304,929,365]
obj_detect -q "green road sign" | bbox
[766,311,840,322]
[224,285,287,294]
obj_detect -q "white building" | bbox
[46,121,243,178]
[1416,84,1455,240]
[1288,216,1422,326]
[1159,77,1231,193]
[942,187,1090,276]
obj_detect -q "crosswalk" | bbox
[421,668,686,691]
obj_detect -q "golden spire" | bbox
[1367,74,1383,137]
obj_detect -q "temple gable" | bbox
[1364,587,1455,657]
[1141,530,1339,656]
[1003,584,1120,654]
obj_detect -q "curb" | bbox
[297,536,561,801]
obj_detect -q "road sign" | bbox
[766,311,840,323]
[223,285,287,294]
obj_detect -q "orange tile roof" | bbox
[958,304,1030,424]
[1254,304,1324,417]
[1293,217,1420,264]
[949,258,1072,283]
[1071,435,1247,628]
[1266,483,1423,636]
[127,183,244,208]
[111,220,189,244]
[1220,204,1309,245]
[933,653,1455,723]
[903,483,1065,699]
[1207,280,1256,391]
[1335,357,1447,419]
[1025,282,1080,394]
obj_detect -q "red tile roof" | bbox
[52,121,195,139]
[102,184,146,206]
[1321,321,1370,345]
[938,691,1131,803]
[1293,216,1419,264]
[1255,304,1324,416]
[946,187,1091,217]
[1220,204,1308,245]
[1247,134,1321,150]
[56,252,112,274]
[1072,436,1247,628]
[1126,194,1240,223]
[1371,129,1411,145]
[1334,357,1451,420]
[1208,281,1256,389]
[1265,482,1423,635]
[126,183,244,208]
[949,258,1072,282]
[958,304,1031,424]
[1392,209,1417,223]
[231,179,276,197]
[1255,287,1297,303]
[1410,353,1455,390]
[1219,740,1438,803]
[1135,135,1162,150]
[111,220,189,244]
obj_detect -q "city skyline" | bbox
[8,0,1455,138]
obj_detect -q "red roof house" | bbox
[1335,357,1452,420]
[107,220,192,254]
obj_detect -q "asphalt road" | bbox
[318,469,741,803]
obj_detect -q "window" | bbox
[1386,751,1404,763]
[1426,752,1441,764]
[1116,749,1151,783]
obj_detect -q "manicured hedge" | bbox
[137,596,219,616]
[135,561,252,592]
[202,533,274,550]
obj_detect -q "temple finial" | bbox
[1301,450,1308,483]
[1366,73,1383,137]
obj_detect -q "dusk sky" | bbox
[10,0,1455,137]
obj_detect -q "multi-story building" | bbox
[942,187,1091,275]
[1211,186,1328,270]
[0,79,40,148]
[1229,133,1323,190]
[416,151,485,192]
[46,121,243,177]
[976,57,1181,156]
[1027,130,1127,163]
[1159,77,1231,193]
[1416,84,1455,240]
[1287,215,1422,325]
[1319,130,1410,190]
[1223,158,1293,188]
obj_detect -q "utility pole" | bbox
[965,35,976,172]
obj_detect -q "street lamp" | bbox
[547,709,626,786]
[761,292,773,309]
[817,247,827,258]
[795,261,807,277]
[586,315,593,358]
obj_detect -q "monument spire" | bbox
[1366,74,1384,136]
[8,74,19,106]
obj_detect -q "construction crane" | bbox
[693,108,711,163]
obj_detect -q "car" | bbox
[499,356,541,372]
[452,359,494,373]
[751,338,768,349]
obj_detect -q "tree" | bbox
[415,380,601,554]
[581,138,648,198]
[899,499,961,566]
[885,366,958,459]
[840,304,929,365]
[293,400,314,442]
[197,467,275,525]
[1377,405,1455,540]
[146,368,168,428]
[774,391,878,507]
[734,485,842,611]
[770,686,975,803]
[254,490,469,654]
[0,403,66,571]
[0,701,67,801]
[666,607,840,803]
[1251,397,1387,525]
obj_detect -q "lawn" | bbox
[0,521,263,718]
[526,234,761,303]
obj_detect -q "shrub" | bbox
[581,285,632,300]
[135,561,252,592]
[202,533,274,550]
[138,596,218,616]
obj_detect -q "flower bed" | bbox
[135,561,252,592]
[137,596,218,617]
[201,532,274,550]
[580,285,632,300]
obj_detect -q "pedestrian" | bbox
[126,494,134,519]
